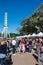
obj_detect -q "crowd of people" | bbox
[12,38,33,54]
[11,37,43,55]
[0,37,43,64]
[0,37,43,55]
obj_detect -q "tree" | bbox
[17,3,43,34]
[9,33,20,38]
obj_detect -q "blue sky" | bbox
[0,0,43,33]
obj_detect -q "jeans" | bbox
[12,45,15,54]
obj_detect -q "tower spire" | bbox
[3,12,8,38]
[4,12,8,27]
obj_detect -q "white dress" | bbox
[22,44,25,52]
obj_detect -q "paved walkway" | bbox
[12,52,42,65]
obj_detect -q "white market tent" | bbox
[27,34,32,38]
[32,33,37,37]
[20,35,28,38]
[37,32,43,37]
[16,36,20,39]
[16,35,28,39]
[24,35,28,37]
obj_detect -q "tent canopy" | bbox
[32,33,36,37]
[37,32,43,37]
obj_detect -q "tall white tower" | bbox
[4,12,8,27]
[2,12,8,38]
[4,12,8,38]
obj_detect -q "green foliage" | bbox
[9,33,20,38]
[0,33,1,37]
[18,3,43,35]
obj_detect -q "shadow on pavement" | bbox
[32,54,39,65]
[32,54,38,62]
[5,59,13,65]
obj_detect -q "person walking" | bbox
[12,38,16,55]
